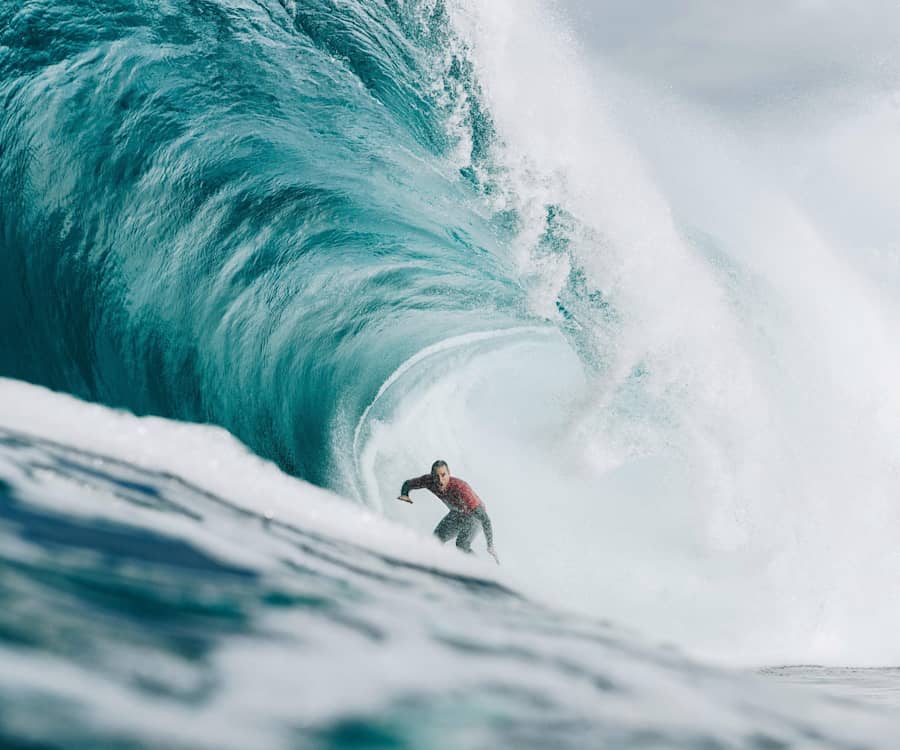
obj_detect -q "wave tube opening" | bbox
[345,0,900,668]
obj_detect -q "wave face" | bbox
[0,0,520,486]
[4,0,900,668]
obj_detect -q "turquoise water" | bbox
[0,0,523,486]
[4,0,900,745]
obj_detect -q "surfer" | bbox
[398,460,499,564]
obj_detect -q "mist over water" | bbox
[2,0,900,676]
[7,0,900,744]
[359,0,900,665]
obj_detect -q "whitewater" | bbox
[3,0,900,746]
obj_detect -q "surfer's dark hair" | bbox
[431,460,449,477]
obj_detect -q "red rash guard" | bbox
[400,475,482,514]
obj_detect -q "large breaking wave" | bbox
[3,0,900,667]
[0,0,521,486]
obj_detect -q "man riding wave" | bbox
[398,460,499,564]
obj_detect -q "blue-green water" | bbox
[0,0,522,486]
[4,0,900,746]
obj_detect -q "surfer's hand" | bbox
[488,546,500,565]
[397,495,413,504]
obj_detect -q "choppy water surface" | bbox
[1,401,898,749]
[4,0,900,745]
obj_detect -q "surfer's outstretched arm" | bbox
[398,475,430,503]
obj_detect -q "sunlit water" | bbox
[3,0,900,745]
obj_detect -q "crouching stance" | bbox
[398,460,499,564]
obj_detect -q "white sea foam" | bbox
[0,376,502,583]
[347,0,900,666]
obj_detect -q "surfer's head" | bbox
[431,460,450,491]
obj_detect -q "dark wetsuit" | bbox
[400,475,494,552]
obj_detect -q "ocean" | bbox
[3,0,900,747]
